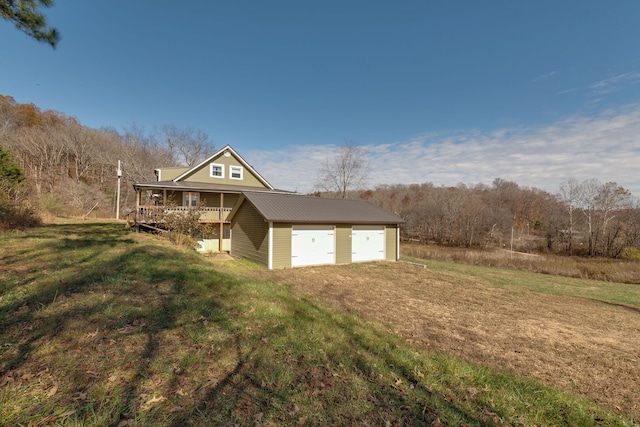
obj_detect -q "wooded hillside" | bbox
[0,94,213,220]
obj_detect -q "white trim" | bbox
[268,222,273,270]
[397,226,400,261]
[229,165,243,180]
[210,163,225,178]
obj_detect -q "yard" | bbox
[1,221,638,425]
[221,259,640,420]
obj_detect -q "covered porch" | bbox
[133,184,240,253]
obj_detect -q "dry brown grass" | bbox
[230,261,640,421]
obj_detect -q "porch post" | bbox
[219,193,224,252]
[135,188,141,228]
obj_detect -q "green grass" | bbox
[401,254,640,309]
[0,222,636,426]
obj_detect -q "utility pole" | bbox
[116,160,122,220]
[510,226,514,259]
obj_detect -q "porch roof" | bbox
[133,180,293,194]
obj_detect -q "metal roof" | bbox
[133,180,291,194]
[234,191,404,224]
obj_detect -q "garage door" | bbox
[352,226,385,262]
[291,226,335,267]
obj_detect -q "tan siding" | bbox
[335,225,352,264]
[182,154,266,187]
[271,223,292,269]
[385,225,398,261]
[157,168,189,181]
[230,202,269,266]
[166,191,180,204]
[200,193,239,208]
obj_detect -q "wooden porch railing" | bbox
[137,206,233,223]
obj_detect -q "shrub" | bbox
[0,203,41,231]
[620,247,640,261]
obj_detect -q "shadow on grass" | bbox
[0,223,632,426]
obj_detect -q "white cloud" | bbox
[589,72,640,96]
[246,105,640,196]
[532,71,556,82]
[555,88,577,96]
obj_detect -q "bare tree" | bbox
[596,182,632,256]
[558,178,581,255]
[316,141,370,199]
[155,124,215,167]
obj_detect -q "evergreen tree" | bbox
[0,144,25,200]
[0,0,60,47]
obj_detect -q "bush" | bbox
[620,247,640,261]
[0,203,41,231]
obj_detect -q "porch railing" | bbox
[137,206,233,223]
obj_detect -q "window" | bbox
[183,192,200,207]
[230,165,243,180]
[210,163,224,178]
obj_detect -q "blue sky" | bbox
[2,1,640,194]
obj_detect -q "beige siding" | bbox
[335,225,352,265]
[166,191,180,204]
[230,202,269,266]
[271,223,292,269]
[199,192,239,208]
[385,225,398,261]
[181,154,267,187]
[157,168,188,181]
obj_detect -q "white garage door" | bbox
[352,226,385,262]
[291,226,335,267]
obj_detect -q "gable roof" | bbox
[230,192,404,225]
[173,144,273,189]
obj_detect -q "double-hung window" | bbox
[210,163,224,178]
[230,165,243,180]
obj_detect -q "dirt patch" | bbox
[229,261,640,420]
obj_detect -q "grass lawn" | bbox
[0,222,636,426]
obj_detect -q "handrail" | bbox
[137,206,233,222]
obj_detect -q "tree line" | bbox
[317,144,640,258]
[356,178,639,258]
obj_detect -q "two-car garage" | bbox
[230,192,404,269]
[290,225,387,267]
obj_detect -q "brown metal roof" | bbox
[236,191,404,224]
[133,181,291,194]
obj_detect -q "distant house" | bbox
[133,145,404,268]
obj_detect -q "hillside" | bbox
[0,221,636,425]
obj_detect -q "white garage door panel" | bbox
[352,226,385,262]
[291,226,335,267]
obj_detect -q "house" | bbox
[133,145,290,252]
[133,145,405,268]
[228,191,403,269]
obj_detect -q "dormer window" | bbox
[230,165,243,180]
[210,163,224,178]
